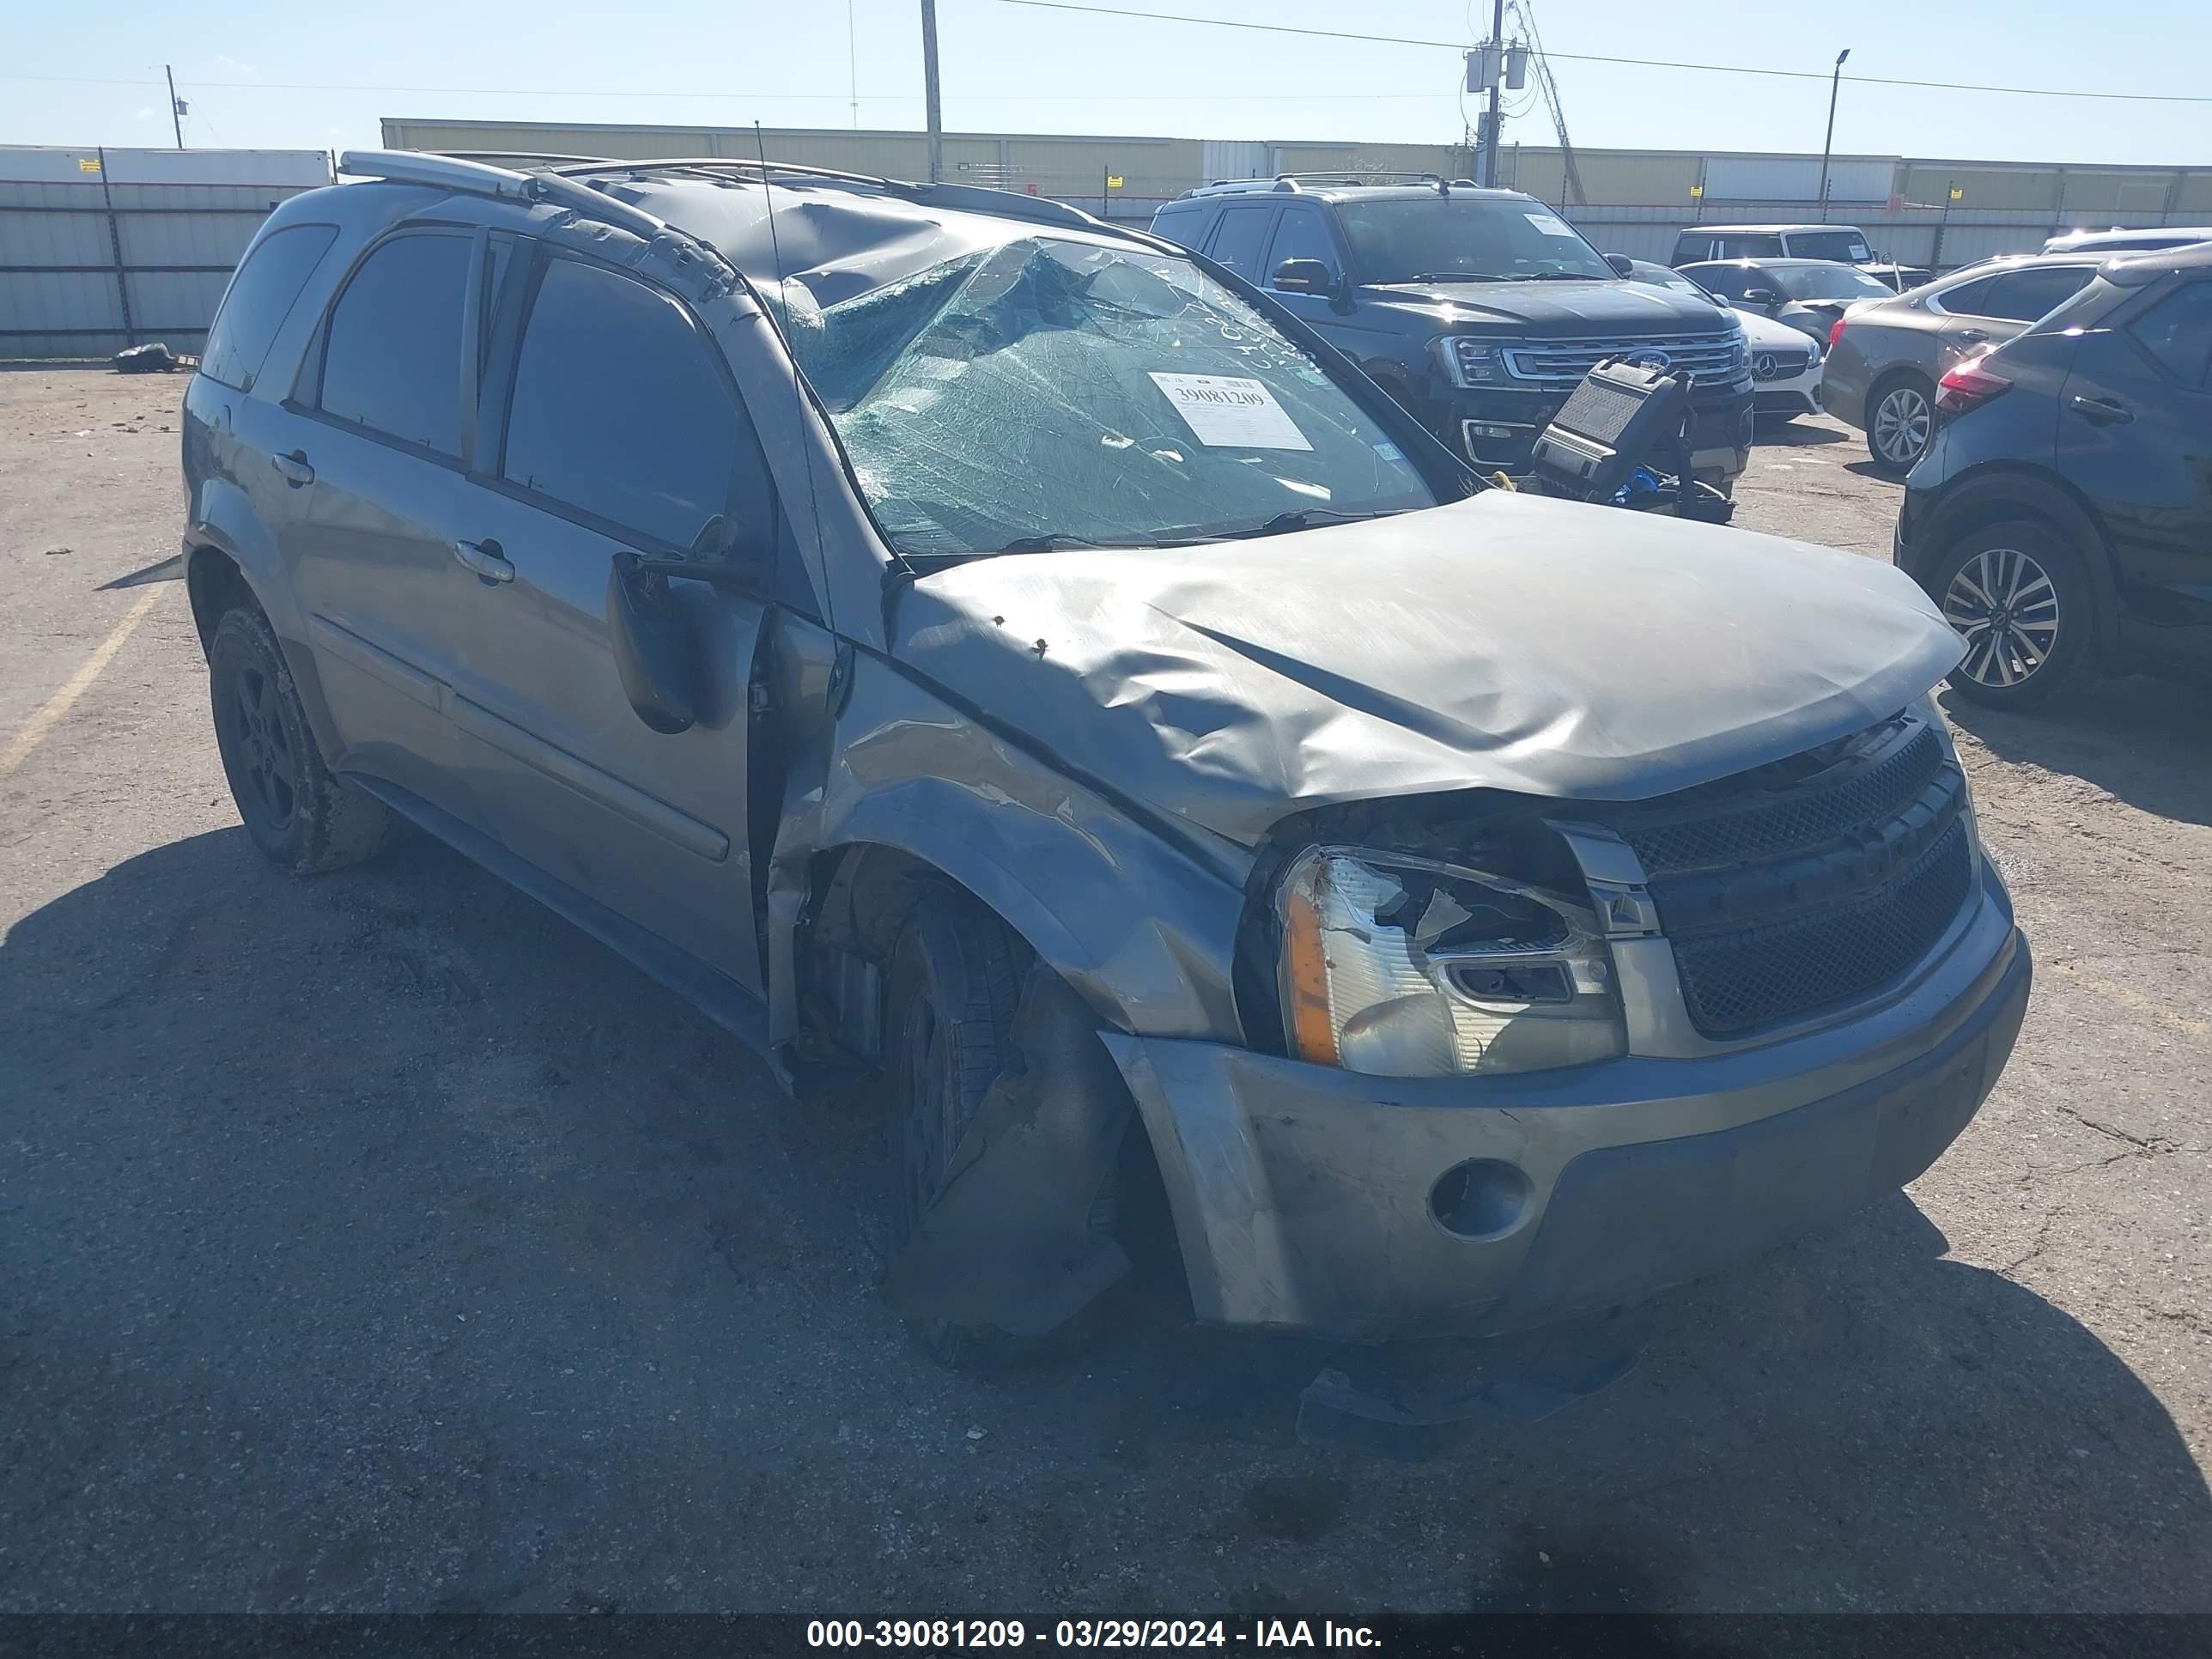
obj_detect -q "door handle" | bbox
[1954,328,1989,345]
[2069,393,2134,426]
[270,450,315,488]
[451,537,515,582]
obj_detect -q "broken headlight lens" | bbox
[1277,848,1626,1078]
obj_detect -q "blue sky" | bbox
[3,0,2206,167]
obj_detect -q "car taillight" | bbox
[1828,316,1847,349]
[1937,358,2012,416]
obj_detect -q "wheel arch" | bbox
[1911,464,2120,661]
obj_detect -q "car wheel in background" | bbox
[1865,374,1936,477]
[208,604,389,873]
[1928,521,2097,710]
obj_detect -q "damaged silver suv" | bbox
[182,152,2029,1356]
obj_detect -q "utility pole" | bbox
[920,0,944,184]
[1478,0,1504,187]
[848,0,860,129]
[164,64,185,149]
[1816,48,1850,222]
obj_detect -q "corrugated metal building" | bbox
[383,116,2212,271]
[0,145,331,358]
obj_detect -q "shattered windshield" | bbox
[774,236,1437,556]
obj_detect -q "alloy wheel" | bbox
[1942,544,2060,690]
[221,660,298,831]
[1872,386,1932,466]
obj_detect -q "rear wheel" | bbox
[1929,520,2097,710]
[1865,373,1936,477]
[209,605,388,872]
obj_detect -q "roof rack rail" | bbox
[544,155,916,193]
[1274,170,1445,185]
[435,149,623,167]
[337,149,672,242]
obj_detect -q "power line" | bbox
[980,0,2212,106]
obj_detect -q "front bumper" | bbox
[1102,866,2027,1342]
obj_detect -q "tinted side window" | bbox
[1975,266,2096,324]
[1207,207,1275,279]
[201,224,338,393]
[1694,266,1755,300]
[2129,283,2212,388]
[1266,210,1340,285]
[501,258,743,552]
[1937,275,1996,316]
[1714,235,1785,259]
[318,232,470,454]
[1150,205,1206,252]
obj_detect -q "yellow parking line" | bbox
[0,586,166,779]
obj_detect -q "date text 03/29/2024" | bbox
[806,1621,1381,1650]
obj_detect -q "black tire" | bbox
[884,891,1048,1369]
[209,605,388,873]
[1926,520,2099,710]
[1864,372,1936,477]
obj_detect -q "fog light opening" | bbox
[1428,1158,1534,1241]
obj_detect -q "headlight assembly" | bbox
[1277,847,1626,1078]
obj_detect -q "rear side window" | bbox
[200,224,337,392]
[2130,283,2212,387]
[1150,205,1205,251]
[500,257,746,552]
[317,231,471,455]
[1692,266,1757,300]
[1937,275,1996,316]
[1206,207,1275,279]
[1973,266,2096,324]
[1713,234,1785,259]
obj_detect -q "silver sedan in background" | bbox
[1821,255,2106,476]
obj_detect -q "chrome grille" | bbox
[1752,348,1813,382]
[1496,330,1747,386]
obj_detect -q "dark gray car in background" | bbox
[1822,255,2107,476]
[179,149,2028,1362]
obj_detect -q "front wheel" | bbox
[1865,374,1936,477]
[1928,521,2097,710]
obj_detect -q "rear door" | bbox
[443,246,789,990]
[281,225,482,812]
[1933,264,2098,360]
[2055,276,2212,665]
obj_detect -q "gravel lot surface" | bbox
[2,368,2206,1614]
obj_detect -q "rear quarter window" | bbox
[199,223,338,393]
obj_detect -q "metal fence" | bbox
[0,146,331,358]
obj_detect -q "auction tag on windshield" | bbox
[1147,373,1313,451]
[1524,210,1579,238]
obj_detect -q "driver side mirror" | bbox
[1604,252,1635,277]
[1741,286,1781,307]
[607,551,700,735]
[1270,258,1340,297]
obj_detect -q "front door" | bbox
[2056,276,2212,668]
[444,246,785,991]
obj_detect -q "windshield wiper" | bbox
[1524,270,1607,280]
[1155,507,1398,546]
[1403,271,1505,283]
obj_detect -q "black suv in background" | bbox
[1896,243,2212,708]
[1152,177,1754,489]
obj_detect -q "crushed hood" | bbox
[891,491,1964,847]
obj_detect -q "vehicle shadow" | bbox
[1843,459,1905,483]
[3,826,2206,1612]
[1751,419,1845,447]
[1941,674,2212,830]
